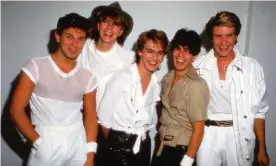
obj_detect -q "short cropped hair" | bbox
[205,11,242,38]
[56,13,91,37]
[170,28,201,56]
[135,29,169,63]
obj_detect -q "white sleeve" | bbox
[85,74,98,94]
[97,71,129,128]
[254,63,269,119]
[21,59,38,84]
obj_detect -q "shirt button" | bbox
[237,68,241,71]
[244,115,247,119]
[241,90,243,94]
[128,126,131,128]
[245,138,249,141]
[246,158,250,161]
[136,110,139,113]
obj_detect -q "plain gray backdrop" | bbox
[1,1,276,166]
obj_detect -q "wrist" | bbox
[180,155,194,166]
[87,142,97,153]
[33,137,43,150]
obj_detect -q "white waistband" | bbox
[208,114,233,121]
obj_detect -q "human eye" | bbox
[78,37,86,42]
[157,51,165,56]
[65,34,73,39]
[146,49,154,54]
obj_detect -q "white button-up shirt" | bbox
[98,64,161,153]
[78,39,135,110]
[193,47,269,165]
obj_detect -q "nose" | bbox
[220,36,227,45]
[71,39,77,47]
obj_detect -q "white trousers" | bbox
[27,121,87,166]
[197,126,253,166]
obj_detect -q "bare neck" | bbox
[96,40,116,52]
[51,51,76,73]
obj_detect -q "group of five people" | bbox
[10,1,269,166]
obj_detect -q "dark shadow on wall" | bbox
[1,29,58,166]
[47,29,58,54]
[199,28,212,53]
[1,74,32,166]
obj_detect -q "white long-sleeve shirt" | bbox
[97,64,161,153]
[193,47,269,165]
[78,39,135,110]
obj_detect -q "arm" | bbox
[10,72,40,143]
[181,79,210,166]
[83,89,98,166]
[253,63,269,165]
[255,119,269,165]
[186,121,205,158]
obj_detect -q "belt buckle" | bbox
[205,119,211,127]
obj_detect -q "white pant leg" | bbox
[197,126,241,166]
[27,121,87,166]
[197,126,223,166]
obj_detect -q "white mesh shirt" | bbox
[21,56,97,125]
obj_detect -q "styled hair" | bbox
[56,13,91,37]
[170,28,201,56]
[135,29,169,63]
[205,11,242,38]
[91,9,132,46]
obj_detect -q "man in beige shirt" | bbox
[152,28,210,166]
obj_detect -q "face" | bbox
[212,25,237,58]
[137,40,165,73]
[97,17,123,44]
[55,27,86,60]
[173,46,195,74]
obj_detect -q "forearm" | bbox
[84,111,98,161]
[254,118,267,152]
[101,125,110,139]
[10,109,39,143]
[186,123,205,158]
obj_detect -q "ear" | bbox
[118,29,123,37]
[138,50,143,57]
[192,55,197,62]
[97,23,100,30]
[55,31,61,43]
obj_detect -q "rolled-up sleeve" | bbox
[187,79,210,123]
[254,63,269,119]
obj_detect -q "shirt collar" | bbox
[197,47,243,72]
[131,63,160,85]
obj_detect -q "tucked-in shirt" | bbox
[193,47,269,164]
[22,56,97,126]
[97,64,161,153]
[159,67,210,147]
[207,54,242,120]
[78,39,135,110]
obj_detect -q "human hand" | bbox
[257,150,269,166]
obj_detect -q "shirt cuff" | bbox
[180,155,194,166]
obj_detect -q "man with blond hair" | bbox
[194,11,269,166]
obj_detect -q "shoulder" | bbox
[161,70,174,84]
[111,65,132,81]
[189,77,209,92]
[241,55,263,68]
[117,45,135,63]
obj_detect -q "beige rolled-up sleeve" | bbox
[187,79,210,123]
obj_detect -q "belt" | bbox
[108,129,150,154]
[205,119,233,127]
